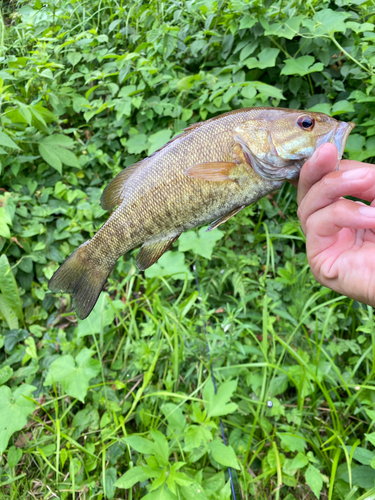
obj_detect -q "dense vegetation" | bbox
[1,0,375,498]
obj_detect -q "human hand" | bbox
[295,142,375,307]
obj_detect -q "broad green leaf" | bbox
[203,379,238,418]
[281,56,324,76]
[313,8,351,35]
[150,430,170,465]
[67,52,82,66]
[331,100,355,116]
[39,144,62,174]
[290,452,309,469]
[0,295,17,330]
[277,432,307,453]
[0,366,13,386]
[115,466,152,488]
[145,251,193,280]
[239,15,257,30]
[181,482,209,500]
[0,255,23,322]
[264,16,303,40]
[161,403,186,433]
[340,465,375,489]
[178,226,224,260]
[126,134,148,154]
[254,83,284,100]
[0,131,20,150]
[208,440,240,470]
[305,465,324,499]
[308,103,332,115]
[8,445,22,468]
[345,446,374,466]
[77,293,115,337]
[143,485,177,500]
[101,467,117,499]
[244,48,279,70]
[44,348,101,402]
[123,435,156,455]
[147,129,172,155]
[0,385,36,453]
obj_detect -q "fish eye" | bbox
[297,115,315,131]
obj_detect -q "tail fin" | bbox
[48,243,114,320]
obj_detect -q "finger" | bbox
[340,159,375,171]
[297,167,375,232]
[305,199,375,261]
[297,143,338,206]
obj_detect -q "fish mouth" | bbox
[329,121,356,158]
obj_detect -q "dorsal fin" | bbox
[100,118,224,211]
[100,161,144,210]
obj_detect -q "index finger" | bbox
[296,143,338,206]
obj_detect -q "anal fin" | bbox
[136,235,181,271]
[206,205,246,232]
[184,162,237,181]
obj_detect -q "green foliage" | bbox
[1,0,375,498]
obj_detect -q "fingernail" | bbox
[342,168,370,179]
[359,205,375,217]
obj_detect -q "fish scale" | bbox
[49,107,354,319]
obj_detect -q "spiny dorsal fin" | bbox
[206,205,246,232]
[136,235,180,271]
[184,162,237,181]
[101,162,144,211]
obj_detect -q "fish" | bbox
[48,107,355,319]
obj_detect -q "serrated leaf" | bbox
[208,440,240,470]
[0,384,36,453]
[281,56,324,76]
[203,379,238,418]
[44,348,100,402]
[305,464,323,498]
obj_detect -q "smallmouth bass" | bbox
[49,107,354,319]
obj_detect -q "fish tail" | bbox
[48,241,114,320]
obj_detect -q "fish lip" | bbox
[330,121,356,158]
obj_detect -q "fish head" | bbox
[234,109,355,181]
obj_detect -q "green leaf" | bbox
[67,52,83,66]
[308,103,332,115]
[253,82,284,100]
[277,433,307,453]
[305,464,324,498]
[281,56,324,76]
[43,348,101,402]
[290,452,309,469]
[39,144,62,174]
[208,440,240,470]
[331,100,355,116]
[345,446,374,466]
[77,293,115,337]
[0,366,13,386]
[313,8,351,35]
[0,130,20,150]
[147,129,172,156]
[264,16,303,40]
[39,134,79,172]
[203,379,238,418]
[123,435,156,455]
[239,15,257,30]
[181,482,209,500]
[0,254,23,322]
[126,134,148,154]
[143,485,178,500]
[145,251,193,280]
[8,445,22,468]
[178,226,224,260]
[150,430,170,465]
[0,295,18,330]
[101,467,117,499]
[115,466,152,489]
[340,465,375,489]
[0,384,36,453]
[244,48,279,70]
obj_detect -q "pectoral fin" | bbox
[206,205,246,232]
[184,162,237,181]
[136,235,181,271]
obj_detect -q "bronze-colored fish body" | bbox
[49,107,354,319]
